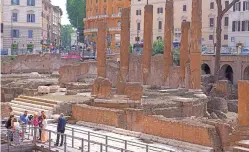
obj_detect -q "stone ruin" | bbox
[70,0,245,151]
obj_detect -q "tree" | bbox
[66,0,86,28]
[66,0,86,42]
[152,40,180,65]
[61,25,74,50]
[214,0,239,81]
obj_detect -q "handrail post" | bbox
[72,128,74,148]
[100,143,103,152]
[146,145,149,152]
[124,140,127,150]
[7,131,10,152]
[49,131,51,151]
[22,125,24,141]
[34,127,37,146]
[81,139,84,152]
[105,135,108,152]
[64,134,67,152]
[88,131,90,152]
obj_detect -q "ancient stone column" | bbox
[120,8,130,82]
[238,80,249,127]
[164,0,174,80]
[97,21,107,78]
[189,0,202,89]
[142,5,153,84]
[179,22,190,83]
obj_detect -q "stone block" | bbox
[29,72,41,78]
[92,77,112,99]
[49,85,59,93]
[124,82,143,100]
[38,86,50,94]
[207,97,228,113]
[65,90,77,95]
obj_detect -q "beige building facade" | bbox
[130,0,231,49]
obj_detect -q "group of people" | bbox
[5,111,66,147]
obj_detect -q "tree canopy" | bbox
[66,0,86,29]
[61,24,74,49]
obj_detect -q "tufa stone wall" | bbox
[72,105,221,149]
[1,54,78,74]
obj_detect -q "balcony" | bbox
[109,27,121,31]
[84,28,98,33]
[111,13,121,18]
[98,15,108,19]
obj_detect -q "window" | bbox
[243,1,249,11]
[209,35,213,40]
[183,5,187,11]
[118,7,122,13]
[96,8,98,15]
[158,21,162,30]
[11,29,20,38]
[1,23,3,33]
[12,13,18,22]
[157,7,163,14]
[225,1,229,9]
[96,0,98,3]
[210,2,214,9]
[209,18,214,27]
[11,0,19,5]
[135,37,140,41]
[117,21,121,27]
[27,14,35,22]
[242,21,249,31]
[104,0,106,2]
[137,22,140,31]
[233,2,241,11]
[232,21,240,31]
[224,35,228,40]
[224,17,229,26]
[104,8,107,15]
[157,36,162,40]
[27,0,35,6]
[136,10,141,15]
[28,30,33,38]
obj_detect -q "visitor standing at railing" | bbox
[38,111,45,140]
[55,113,67,147]
[20,111,29,133]
[5,114,14,141]
[41,115,48,143]
[12,118,21,145]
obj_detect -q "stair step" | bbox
[19,95,59,105]
[14,98,56,107]
[236,140,249,149]
[11,100,54,110]
[11,107,51,117]
[10,103,53,114]
[233,146,249,152]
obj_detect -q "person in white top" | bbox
[40,115,48,142]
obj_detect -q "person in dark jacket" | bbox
[5,114,14,141]
[55,113,66,146]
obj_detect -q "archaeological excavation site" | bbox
[1,0,249,152]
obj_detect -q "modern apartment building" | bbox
[41,0,52,50]
[52,6,62,49]
[228,0,249,50]
[130,0,231,49]
[83,0,131,52]
[2,0,43,52]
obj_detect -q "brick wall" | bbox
[72,104,125,128]
[1,54,78,74]
[72,105,221,148]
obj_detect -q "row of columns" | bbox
[96,0,202,89]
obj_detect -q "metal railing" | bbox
[2,124,173,152]
[48,124,173,152]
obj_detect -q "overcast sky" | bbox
[51,0,70,25]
